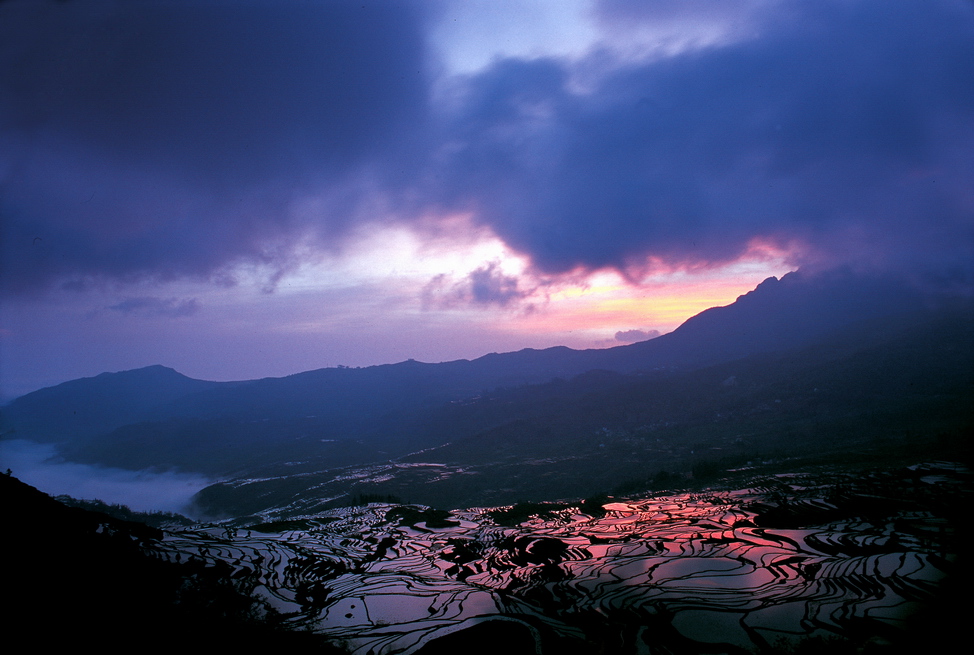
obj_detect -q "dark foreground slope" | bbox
[0,473,345,651]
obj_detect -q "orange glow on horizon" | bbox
[515,275,773,336]
[508,241,798,345]
[273,222,798,352]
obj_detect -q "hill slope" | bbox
[1,269,960,482]
[191,305,974,515]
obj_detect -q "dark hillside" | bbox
[594,269,934,371]
[192,306,973,514]
[0,473,345,650]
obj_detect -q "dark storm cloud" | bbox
[2,0,972,298]
[0,0,430,293]
[427,0,974,282]
[2,0,428,180]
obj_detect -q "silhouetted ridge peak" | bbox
[636,269,931,370]
[748,274,780,295]
[1,363,226,441]
[91,364,184,380]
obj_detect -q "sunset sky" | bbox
[1,0,972,400]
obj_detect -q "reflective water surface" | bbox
[155,463,967,654]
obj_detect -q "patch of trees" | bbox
[53,494,196,527]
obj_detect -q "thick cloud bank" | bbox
[0,0,430,292]
[427,0,974,283]
[1,0,972,295]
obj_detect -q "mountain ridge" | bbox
[0,364,238,441]
[2,268,964,485]
[2,270,933,408]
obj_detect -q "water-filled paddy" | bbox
[154,462,968,654]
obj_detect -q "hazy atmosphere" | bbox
[3,3,972,652]
[2,0,971,400]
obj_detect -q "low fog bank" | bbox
[0,439,211,516]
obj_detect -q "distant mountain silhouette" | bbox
[589,268,936,371]
[0,365,234,441]
[1,268,960,477]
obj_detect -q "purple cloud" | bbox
[108,296,200,318]
[424,0,974,285]
[423,263,535,310]
[1,0,972,299]
[0,0,430,294]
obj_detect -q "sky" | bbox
[1,0,972,401]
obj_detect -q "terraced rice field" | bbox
[152,462,966,654]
